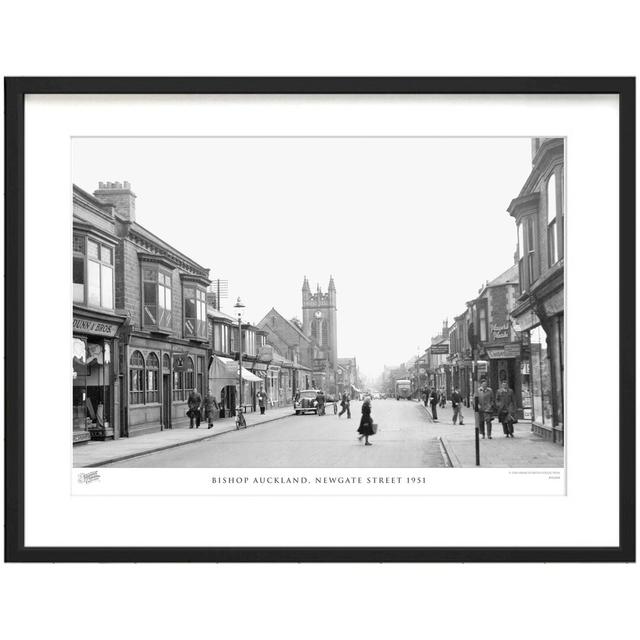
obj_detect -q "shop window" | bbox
[146,352,159,403]
[173,367,184,402]
[73,337,112,435]
[547,173,559,266]
[142,267,173,331]
[183,286,207,339]
[184,356,195,392]
[73,234,114,309]
[129,350,145,405]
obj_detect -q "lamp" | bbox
[234,297,245,415]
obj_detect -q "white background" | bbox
[27,94,603,546]
[1,2,638,640]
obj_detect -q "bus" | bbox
[395,379,412,400]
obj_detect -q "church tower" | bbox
[302,276,338,366]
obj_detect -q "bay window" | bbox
[547,173,559,266]
[526,216,537,287]
[183,285,207,339]
[73,233,114,310]
[142,266,173,331]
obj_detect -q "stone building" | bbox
[76,181,211,438]
[73,185,128,443]
[507,138,564,443]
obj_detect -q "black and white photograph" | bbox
[71,136,565,475]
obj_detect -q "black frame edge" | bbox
[4,76,636,563]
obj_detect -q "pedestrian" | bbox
[339,391,351,419]
[429,387,439,421]
[473,377,494,439]
[439,387,446,408]
[496,381,517,438]
[316,389,326,416]
[451,386,464,425]
[357,397,375,446]
[424,387,431,407]
[203,392,218,429]
[257,386,268,415]
[187,387,202,428]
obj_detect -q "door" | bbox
[163,374,172,429]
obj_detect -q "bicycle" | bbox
[235,407,247,430]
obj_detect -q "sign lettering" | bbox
[73,318,118,337]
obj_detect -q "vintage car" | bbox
[294,389,321,415]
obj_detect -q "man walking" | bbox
[496,380,517,437]
[187,387,202,428]
[339,391,351,419]
[429,387,439,421]
[473,377,494,439]
[451,386,464,425]
[257,386,268,415]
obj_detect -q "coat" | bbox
[257,391,267,407]
[187,390,202,411]
[451,391,463,407]
[473,386,494,413]
[358,401,374,435]
[495,387,516,421]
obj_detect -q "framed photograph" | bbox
[5,77,635,562]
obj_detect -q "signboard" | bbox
[430,344,449,355]
[73,317,119,337]
[490,323,510,340]
[486,343,521,359]
[523,408,532,420]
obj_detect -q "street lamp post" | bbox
[234,297,245,418]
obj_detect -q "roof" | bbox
[207,305,235,322]
[486,264,519,288]
[130,221,210,278]
[258,308,312,345]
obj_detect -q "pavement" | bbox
[422,400,564,468]
[73,406,296,468]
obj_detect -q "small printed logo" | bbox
[77,470,101,484]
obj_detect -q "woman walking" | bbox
[357,397,375,446]
[496,381,517,438]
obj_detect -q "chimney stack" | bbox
[94,180,136,222]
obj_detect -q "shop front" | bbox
[125,336,209,437]
[72,311,125,443]
[485,343,523,418]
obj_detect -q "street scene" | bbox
[72,136,564,470]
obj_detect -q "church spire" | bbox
[302,276,310,292]
[328,275,336,292]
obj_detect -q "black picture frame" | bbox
[4,77,635,563]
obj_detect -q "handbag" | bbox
[371,423,378,434]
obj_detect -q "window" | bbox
[213,323,229,353]
[142,267,173,330]
[184,357,195,392]
[163,353,171,371]
[478,302,488,343]
[517,222,525,292]
[547,173,559,266]
[73,235,114,309]
[146,353,159,403]
[526,217,537,286]
[73,234,85,303]
[129,351,145,404]
[183,286,207,339]
[173,357,184,401]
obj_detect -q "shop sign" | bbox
[487,343,521,359]
[523,408,532,420]
[490,323,510,340]
[430,344,449,355]
[73,317,118,337]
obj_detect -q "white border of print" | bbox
[24,94,618,548]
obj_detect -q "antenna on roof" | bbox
[208,279,228,311]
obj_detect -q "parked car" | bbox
[294,389,320,415]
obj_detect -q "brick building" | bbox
[507,137,565,443]
[77,181,211,438]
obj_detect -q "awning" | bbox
[208,355,262,397]
[217,356,263,382]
